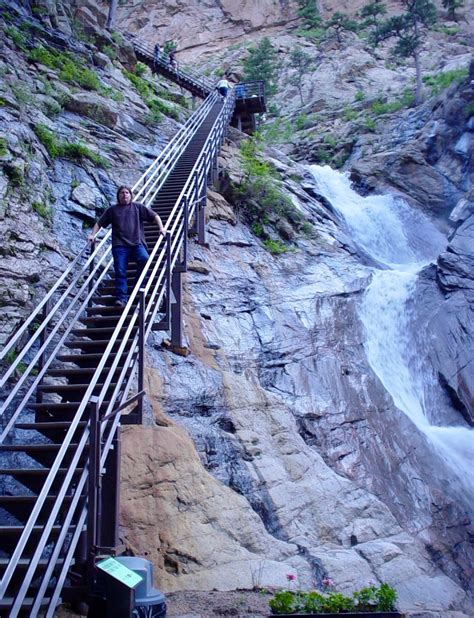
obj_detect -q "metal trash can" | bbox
[115,556,167,617]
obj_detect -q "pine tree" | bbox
[442,0,465,21]
[297,0,322,30]
[243,38,280,97]
[370,0,437,104]
[289,46,314,104]
[360,0,387,28]
[325,11,359,44]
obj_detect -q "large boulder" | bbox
[64,92,119,128]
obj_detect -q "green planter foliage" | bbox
[269,583,398,615]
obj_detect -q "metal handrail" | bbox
[0,94,218,414]
[0,81,236,615]
[124,33,214,95]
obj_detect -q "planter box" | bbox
[270,613,404,618]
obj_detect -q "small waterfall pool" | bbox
[309,165,474,496]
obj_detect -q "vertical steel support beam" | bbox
[88,238,96,308]
[137,288,145,424]
[191,172,199,234]
[165,233,171,322]
[170,269,183,348]
[182,198,188,268]
[100,426,121,552]
[36,298,50,404]
[87,397,101,587]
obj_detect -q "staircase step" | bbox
[71,326,136,337]
[15,422,87,431]
[0,467,83,477]
[0,443,81,453]
[37,382,118,393]
[57,352,119,364]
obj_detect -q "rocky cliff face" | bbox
[120,122,473,615]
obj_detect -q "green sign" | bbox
[97,557,143,589]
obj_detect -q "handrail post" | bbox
[182,197,188,268]
[165,233,171,325]
[87,396,101,588]
[88,238,96,308]
[137,288,145,424]
[36,298,50,404]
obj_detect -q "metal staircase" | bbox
[0,77,235,615]
[125,35,214,99]
[126,35,267,130]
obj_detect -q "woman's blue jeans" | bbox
[112,244,149,302]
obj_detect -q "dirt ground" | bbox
[57,589,273,617]
[166,590,273,617]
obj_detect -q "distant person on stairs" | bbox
[169,49,178,71]
[216,77,231,100]
[88,186,166,307]
[153,42,161,67]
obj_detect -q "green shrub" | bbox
[11,84,32,105]
[268,583,397,614]
[294,113,319,131]
[465,102,474,117]
[31,6,48,15]
[32,201,52,221]
[61,142,107,167]
[434,24,460,36]
[355,90,365,102]
[34,123,62,157]
[371,89,414,115]
[0,137,7,157]
[151,98,180,120]
[33,124,107,166]
[301,221,314,236]
[158,88,189,108]
[102,45,117,61]
[362,116,376,132]
[43,98,62,117]
[111,31,124,45]
[101,86,124,103]
[124,69,180,119]
[324,134,338,146]
[263,238,289,255]
[29,46,101,91]
[423,67,468,95]
[343,106,358,121]
[252,222,264,237]
[134,62,147,76]
[4,26,28,50]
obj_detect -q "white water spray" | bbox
[310,165,474,495]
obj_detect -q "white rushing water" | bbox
[309,165,474,495]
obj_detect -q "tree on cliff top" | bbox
[243,38,279,97]
[442,0,465,21]
[289,46,314,104]
[325,11,359,44]
[297,0,322,29]
[359,0,387,28]
[369,0,437,105]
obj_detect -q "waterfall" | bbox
[309,165,474,496]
